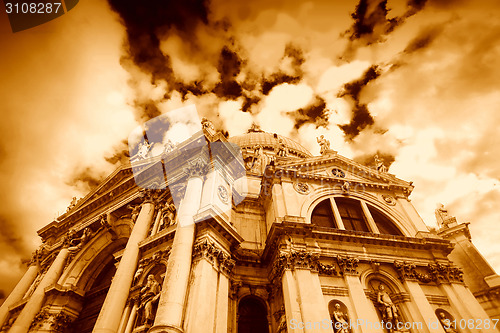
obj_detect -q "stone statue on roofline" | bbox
[374,154,387,173]
[435,203,457,228]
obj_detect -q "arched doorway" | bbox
[237,296,269,333]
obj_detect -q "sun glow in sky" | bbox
[1,0,500,294]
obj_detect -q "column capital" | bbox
[336,255,359,276]
[184,159,209,179]
[270,249,321,281]
[140,189,163,205]
[192,239,235,276]
[30,308,74,332]
[428,263,464,284]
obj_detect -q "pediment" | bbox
[276,154,412,188]
[65,166,136,214]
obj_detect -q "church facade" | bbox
[1,121,499,333]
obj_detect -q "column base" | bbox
[148,324,184,333]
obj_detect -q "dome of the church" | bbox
[228,131,312,158]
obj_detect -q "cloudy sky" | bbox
[1,0,499,295]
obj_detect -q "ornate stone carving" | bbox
[184,159,209,178]
[394,261,436,283]
[158,202,176,231]
[271,249,321,280]
[66,196,80,212]
[427,263,464,284]
[382,194,396,206]
[192,239,235,275]
[217,185,229,203]
[127,204,141,223]
[67,227,94,254]
[30,309,73,332]
[318,262,337,276]
[341,181,350,193]
[274,306,287,333]
[336,255,359,275]
[230,280,243,300]
[293,182,310,194]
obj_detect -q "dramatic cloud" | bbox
[338,65,380,140]
[2,0,500,295]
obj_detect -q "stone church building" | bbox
[0,120,499,333]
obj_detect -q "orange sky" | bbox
[0,0,499,295]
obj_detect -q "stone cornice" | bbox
[437,222,472,241]
[260,166,413,199]
[262,222,454,263]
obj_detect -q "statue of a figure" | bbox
[140,275,161,325]
[438,312,458,333]
[163,139,175,153]
[68,227,93,253]
[160,203,176,230]
[342,181,350,193]
[332,303,350,333]
[251,145,269,174]
[317,135,331,155]
[66,197,78,212]
[376,285,399,328]
[374,155,387,173]
[201,117,215,131]
[276,139,288,157]
[127,204,141,223]
[435,203,454,227]
[136,141,152,160]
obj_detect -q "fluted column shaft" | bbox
[9,248,69,333]
[0,264,39,328]
[151,174,204,333]
[92,199,156,333]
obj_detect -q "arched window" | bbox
[368,205,403,236]
[310,197,403,236]
[311,199,336,228]
[335,198,369,232]
[237,296,269,333]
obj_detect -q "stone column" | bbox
[151,204,164,235]
[151,162,206,333]
[282,270,304,333]
[92,194,156,333]
[184,243,219,333]
[215,267,230,333]
[339,256,384,333]
[123,301,139,333]
[9,248,69,333]
[275,250,332,333]
[117,302,132,333]
[402,280,445,333]
[0,262,39,328]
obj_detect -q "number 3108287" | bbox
[5,3,62,14]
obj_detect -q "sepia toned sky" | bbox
[1,0,500,295]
